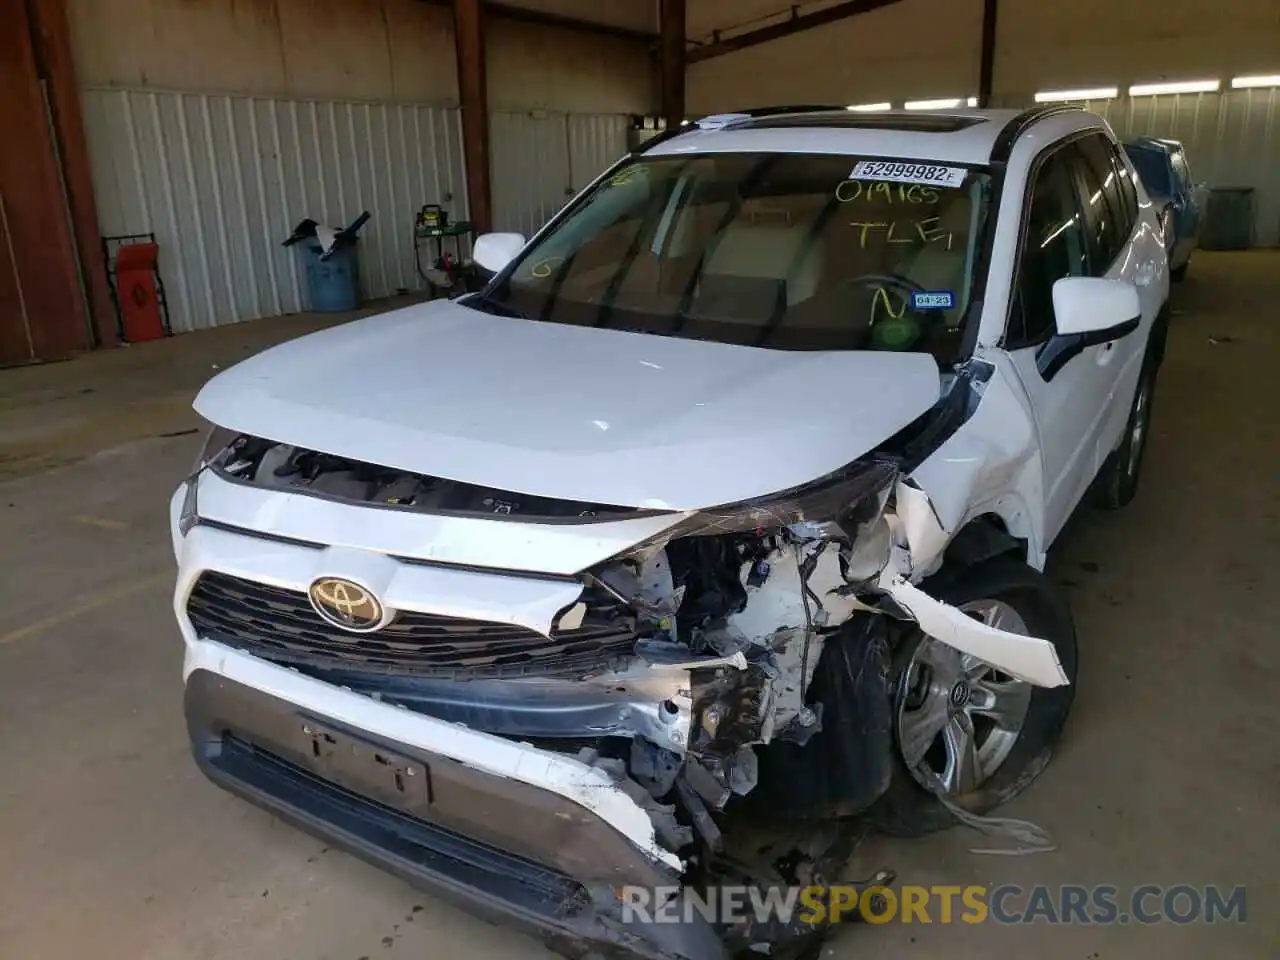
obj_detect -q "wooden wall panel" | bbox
[31,0,116,348]
[0,0,92,362]
[0,200,34,364]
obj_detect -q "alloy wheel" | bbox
[1126,376,1153,481]
[896,600,1034,797]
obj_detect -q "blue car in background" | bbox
[1124,137,1205,281]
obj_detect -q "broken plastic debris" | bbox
[557,601,587,631]
[882,575,1069,687]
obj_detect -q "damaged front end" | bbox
[182,434,1068,959]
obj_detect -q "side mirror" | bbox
[472,232,526,274]
[1052,277,1141,337]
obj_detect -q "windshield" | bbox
[479,153,992,358]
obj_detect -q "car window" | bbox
[481,153,994,360]
[1125,145,1171,197]
[1006,149,1088,349]
[1070,136,1128,274]
[1110,143,1140,229]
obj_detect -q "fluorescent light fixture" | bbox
[1035,86,1119,102]
[1232,74,1280,89]
[846,102,892,112]
[1128,79,1220,96]
[904,97,964,110]
[966,97,979,107]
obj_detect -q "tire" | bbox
[1097,359,1158,510]
[867,559,1078,837]
[1170,261,1188,283]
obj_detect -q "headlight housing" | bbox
[591,457,899,604]
[668,458,898,540]
[178,426,240,536]
[194,425,239,472]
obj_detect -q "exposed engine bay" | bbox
[217,434,644,520]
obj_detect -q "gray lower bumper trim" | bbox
[185,670,727,960]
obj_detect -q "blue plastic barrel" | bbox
[301,242,361,312]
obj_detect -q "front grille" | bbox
[187,572,638,678]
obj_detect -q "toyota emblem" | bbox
[308,577,385,632]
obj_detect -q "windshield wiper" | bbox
[467,292,527,320]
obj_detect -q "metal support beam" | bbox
[423,1,658,45]
[687,0,904,63]
[486,1,657,43]
[29,0,116,348]
[453,0,492,235]
[978,0,999,108]
[660,0,686,131]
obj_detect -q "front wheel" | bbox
[1097,360,1157,510]
[868,559,1078,837]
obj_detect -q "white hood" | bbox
[194,299,940,511]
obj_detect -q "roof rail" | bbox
[990,104,1086,162]
[725,105,849,118]
[630,126,688,155]
[631,105,848,154]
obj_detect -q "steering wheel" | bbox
[843,273,936,351]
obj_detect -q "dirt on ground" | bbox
[0,295,427,481]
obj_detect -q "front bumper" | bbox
[186,650,727,960]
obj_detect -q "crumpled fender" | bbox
[906,357,1047,571]
[877,357,1068,688]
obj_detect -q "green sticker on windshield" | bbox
[874,316,922,350]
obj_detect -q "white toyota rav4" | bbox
[172,106,1169,959]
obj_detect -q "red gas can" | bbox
[115,242,166,342]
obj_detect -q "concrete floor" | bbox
[1,255,1276,959]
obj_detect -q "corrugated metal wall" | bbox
[83,90,631,332]
[83,88,469,333]
[568,114,631,191]
[83,82,1277,336]
[1078,89,1280,246]
[490,110,629,237]
[490,111,572,239]
[995,89,1280,247]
